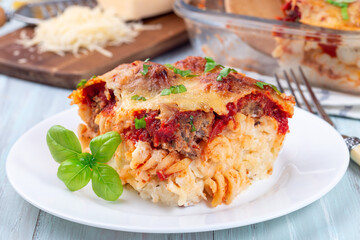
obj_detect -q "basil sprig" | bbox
[140,58,150,76]
[160,84,187,96]
[164,64,199,78]
[254,82,282,94]
[47,125,123,201]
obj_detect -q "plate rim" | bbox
[5,107,350,233]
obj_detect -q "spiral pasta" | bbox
[70,56,294,207]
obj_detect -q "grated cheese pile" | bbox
[18,6,160,57]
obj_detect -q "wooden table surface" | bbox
[1,5,360,239]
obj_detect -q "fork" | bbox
[274,67,360,165]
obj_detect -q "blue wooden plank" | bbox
[32,213,214,240]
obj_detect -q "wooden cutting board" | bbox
[0,13,188,89]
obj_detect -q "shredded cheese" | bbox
[17,6,160,57]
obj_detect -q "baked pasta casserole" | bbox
[69,56,294,207]
[274,0,360,94]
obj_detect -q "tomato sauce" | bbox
[238,93,290,134]
[82,82,115,115]
[279,1,301,22]
[125,94,289,145]
[124,111,205,146]
[209,93,290,140]
[319,44,337,58]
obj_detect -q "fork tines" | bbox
[275,67,335,127]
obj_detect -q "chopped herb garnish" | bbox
[171,84,187,94]
[160,88,172,96]
[131,95,146,101]
[326,0,355,20]
[341,5,349,20]
[91,75,97,79]
[189,116,196,132]
[204,57,224,73]
[134,116,146,129]
[160,84,187,96]
[77,79,87,88]
[164,64,199,78]
[216,67,237,81]
[254,82,282,94]
[140,58,150,76]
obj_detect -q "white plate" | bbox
[6,107,349,233]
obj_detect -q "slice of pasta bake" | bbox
[69,56,294,207]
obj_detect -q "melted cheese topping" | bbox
[70,57,294,131]
[116,78,242,115]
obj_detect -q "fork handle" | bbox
[345,137,360,166]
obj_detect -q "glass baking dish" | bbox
[174,0,360,94]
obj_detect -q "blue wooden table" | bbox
[1,5,360,239]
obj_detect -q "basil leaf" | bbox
[216,67,237,81]
[164,63,173,69]
[91,75,97,79]
[160,84,187,96]
[164,64,198,78]
[77,79,87,88]
[140,58,151,76]
[135,116,146,129]
[204,57,216,72]
[140,64,150,76]
[170,84,187,94]
[160,88,171,96]
[91,163,123,201]
[57,159,91,191]
[131,95,146,101]
[204,57,224,73]
[174,68,191,77]
[46,125,82,163]
[90,131,122,163]
[341,6,349,20]
[189,116,196,132]
[254,82,282,94]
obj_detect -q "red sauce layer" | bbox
[125,93,290,146]
[238,93,290,134]
[278,1,301,22]
[319,44,337,58]
[209,93,290,140]
[81,82,115,114]
[82,82,106,105]
[124,110,205,147]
